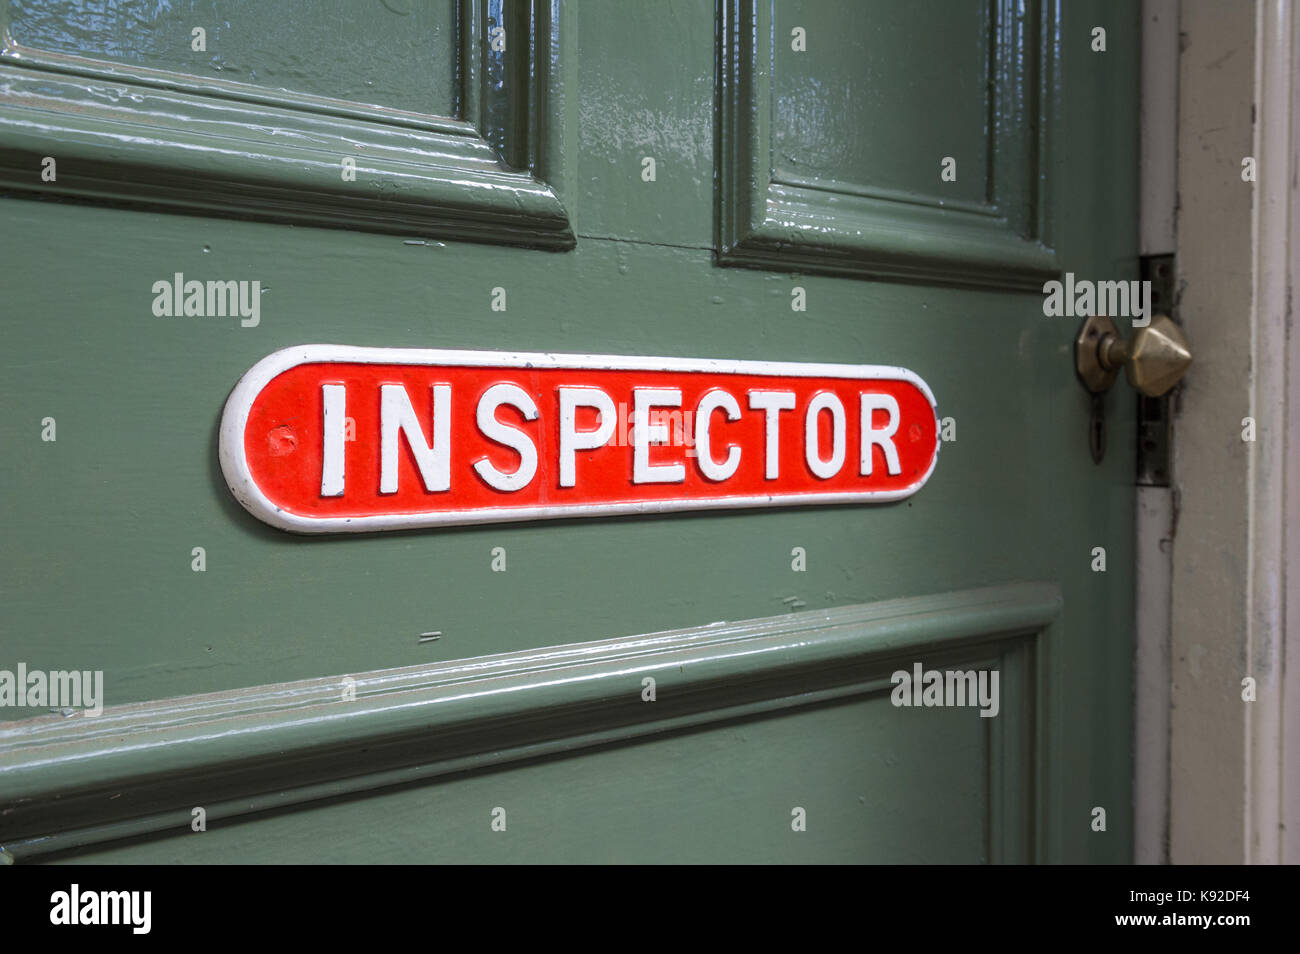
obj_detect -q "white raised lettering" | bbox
[473,383,539,492]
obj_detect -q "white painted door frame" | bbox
[1137,0,1299,865]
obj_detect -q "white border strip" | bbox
[218,345,941,533]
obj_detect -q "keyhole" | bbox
[1089,396,1106,464]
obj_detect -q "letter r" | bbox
[861,393,902,476]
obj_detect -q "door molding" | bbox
[0,0,574,247]
[715,0,1059,289]
[0,582,1058,862]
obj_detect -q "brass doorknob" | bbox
[1075,314,1192,396]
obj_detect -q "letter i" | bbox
[322,384,347,496]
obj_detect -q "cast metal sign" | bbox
[219,346,940,533]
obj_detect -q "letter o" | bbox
[804,392,846,479]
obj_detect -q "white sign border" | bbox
[219,345,941,534]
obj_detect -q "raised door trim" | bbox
[0,582,1058,862]
[0,0,574,247]
[716,0,1060,289]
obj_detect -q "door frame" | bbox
[1138,0,1300,864]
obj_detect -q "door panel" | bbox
[13,584,1046,863]
[720,0,1056,287]
[773,1,995,206]
[56,690,995,865]
[0,0,1138,863]
[576,1,716,246]
[0,0,572,245]
[8,0,461,116]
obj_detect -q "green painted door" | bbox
[0,0,1138,863]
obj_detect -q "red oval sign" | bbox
[219,347,940,533]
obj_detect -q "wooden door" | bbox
[0,0,1138,863]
